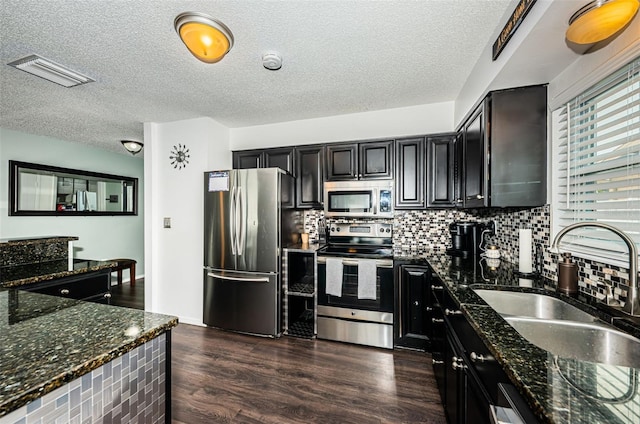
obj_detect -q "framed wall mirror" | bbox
[9,160,138,216]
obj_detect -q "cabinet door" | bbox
[445,331,462,424]
[233,151,263,169]
[360,140,393,179]
[264,147,295,176]
[395,137,425,209]
[463,104,488,208]
[295,146,324,208]
[397,265,431,350]
[431,282,446,402]
[326,143,358,180]
[453,132,464,207]
[489,85,547,207]
[426,135,455,207]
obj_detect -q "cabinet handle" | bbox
[425,306,433,312]
[414,301,420,306]
[60,288,70,296]
[104,293,112,299]
[445,308,462,316]
[432,359,444,365]
[470,352,487,363]
[432,318,444,323]
[476,195,484,199]
[452,357,467,371]
[432,285,444,290]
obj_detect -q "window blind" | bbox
[556,57,640,263]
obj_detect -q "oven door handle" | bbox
[317,256,393,268]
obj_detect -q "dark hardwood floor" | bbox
[110,281,446,423]
[172,326,446,423]
[109,277,145,309]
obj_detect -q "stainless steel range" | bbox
[316,222,394,349]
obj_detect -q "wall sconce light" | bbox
[121,140,144,155]
[174,12,234,63]
[566,0,639,45]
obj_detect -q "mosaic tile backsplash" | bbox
[304,205,638,305]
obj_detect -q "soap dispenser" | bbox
[557,252,578,295]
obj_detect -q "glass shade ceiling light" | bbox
[7,54,94,87]
[566,0,640,45]
[174,12,234,63]
[121,140,144,155]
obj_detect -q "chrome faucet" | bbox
[551,222,639,317]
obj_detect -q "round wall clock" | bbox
[169,144,190,170]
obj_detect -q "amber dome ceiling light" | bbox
[174,12,234,63]
[566,0,639,45]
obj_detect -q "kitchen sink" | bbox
[504,316,640,368]
[473,289,597,323]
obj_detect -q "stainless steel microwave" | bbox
[323,180,393,218]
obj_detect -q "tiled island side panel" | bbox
[0,333,168,424]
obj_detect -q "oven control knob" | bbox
[331,227,335,232]
[336,227,341,232]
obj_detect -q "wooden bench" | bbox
[110,259,136,286]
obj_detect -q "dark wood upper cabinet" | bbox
[326,140,393,181]
[295,145,324,208]
[462,105,487,208]
[395,137,425,209]
[426,135,456,208]
[264,147,295,176]
[459,84,547,208]
[359,140,393,179]
[233,151,263,169]
[325,143,358,180]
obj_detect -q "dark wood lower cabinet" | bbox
[431,280,536,424]
[395,264,431,351]
[22,269,112,303]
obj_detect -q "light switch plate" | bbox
[163,217,171,228]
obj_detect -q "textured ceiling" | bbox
[0,0,519,154]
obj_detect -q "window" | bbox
[554,57,640,264]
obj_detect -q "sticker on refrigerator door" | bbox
[208,171,229,192]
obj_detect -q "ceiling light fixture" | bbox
[566,0,639,45]
[7,54,94,87]
[174,12,234,63]
[121,140,144,155]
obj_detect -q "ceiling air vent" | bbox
[7,54,94,87]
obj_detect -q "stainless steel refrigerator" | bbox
[203,168,295,337]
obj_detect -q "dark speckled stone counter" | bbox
[0,259,115,288]
[0,290,178,417]
[396,249,640,424]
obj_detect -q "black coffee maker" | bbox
[446,221,486,258]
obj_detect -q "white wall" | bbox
[144,117,230,325]
[230,102,455,150]
[0,128,144,273]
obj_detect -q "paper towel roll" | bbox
[68,241,74,271]
[519,229,533,273]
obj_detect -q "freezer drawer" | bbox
[203,270,280,337]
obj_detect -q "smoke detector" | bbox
[262,52,282,71]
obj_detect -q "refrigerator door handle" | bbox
[230,185,237,255]
[238,186,247,256]
[207,272,270,283]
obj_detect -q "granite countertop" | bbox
[0,236,78,245]
[397,250,640,424]
[0,290,178,417]
[0,259,115,288]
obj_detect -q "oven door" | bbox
[317,256,394,312]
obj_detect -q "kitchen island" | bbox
[0,289,177,423]
[0,236,177,423]
[398,251,640,424]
